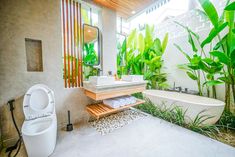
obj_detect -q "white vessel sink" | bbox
[83,80,147,91]
[89,76,115,85]
[122,75,144,82]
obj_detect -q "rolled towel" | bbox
[103,98,122,108]
[129,96,137,104]
[103,96,137,108]
[123,97,133,105]
[118,97,129,106]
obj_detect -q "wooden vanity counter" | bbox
[84,81,146,119]
[84,84,146,101]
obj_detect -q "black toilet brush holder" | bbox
[66,110,73,131]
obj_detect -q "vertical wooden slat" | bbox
[66,0,71,87]
[62,0,67,88]
[79,3,83,86]
[77,3,81,87]
[73,1,77,87]
[77,2,81,87]
[70,0,74,87]
[62,0,82,88]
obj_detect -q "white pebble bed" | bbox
[89,109,147,135]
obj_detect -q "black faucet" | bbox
[175,86,182,92]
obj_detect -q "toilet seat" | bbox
[23,84,55,121]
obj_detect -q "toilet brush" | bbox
[66,110,73,131]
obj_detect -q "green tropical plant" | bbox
[83,43,98,65]
[117,25,169,89]
[174,0,235,112]
[218,111,235,130]
[136,99,219,137]
[117,37,127,77]
[174,22,224,97]
[198,0,235,112]
[83,43,98,79]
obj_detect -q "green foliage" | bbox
[136,99,220,137]
[225,2,235,11]
[83,43,98,79]
[218,111,235,130]
[174,0,235,103]
[83,43,98,65]
[198,0,219,28]
[175,0,235,110]
[131,92,144,99]
[197,0,235,112]
[117,25,169,89]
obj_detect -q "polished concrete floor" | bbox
[1,114,235,157]
[51,115,235,157]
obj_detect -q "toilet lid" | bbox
[23,84,55,120]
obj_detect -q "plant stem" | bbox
[225,84,231,112]
[197,70,202,96]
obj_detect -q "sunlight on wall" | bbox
[129,0,195,30]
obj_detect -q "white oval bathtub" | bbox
[143,90,225,125]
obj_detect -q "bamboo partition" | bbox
[62,0,82,88]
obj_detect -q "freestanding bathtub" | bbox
[143,90,225,125]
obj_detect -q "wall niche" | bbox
[25,38,43,72]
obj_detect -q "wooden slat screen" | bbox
[62,0,82,88]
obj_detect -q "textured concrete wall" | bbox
[0,0,92,145]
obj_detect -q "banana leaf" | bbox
[174,44,191,61]
[203,80,223,86]
[210,51,230,65]
[218,76,232,84]
[188,29,198,52]
[213,34,227,50]
[162,33,169,52]
[231,49,235,67]
[225,2,235,10]
[186,71,198,80]
[225,8,235,55]
[198,0,219,28]
[174,21,199,40]
[145,25,154,50]
[127,29,137,48]
[138,33,145,54]
[201,22,228,48]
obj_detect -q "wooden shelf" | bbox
[86,98,145,119]
[84,85,146,101]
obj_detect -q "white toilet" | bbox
[22,84,57,157]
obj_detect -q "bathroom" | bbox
[0,0,235,157]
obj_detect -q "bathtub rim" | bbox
[143,90,225,107]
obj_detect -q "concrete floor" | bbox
[51,115,235,157]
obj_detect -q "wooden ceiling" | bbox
[93,0,156,19]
